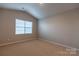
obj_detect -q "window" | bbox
[16,19,32,34]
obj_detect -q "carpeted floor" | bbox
[0,40,79,56]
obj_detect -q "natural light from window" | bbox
[16,19,32,34]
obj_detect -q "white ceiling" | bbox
[0,3,79,19]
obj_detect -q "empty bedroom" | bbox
[0,3,79,56]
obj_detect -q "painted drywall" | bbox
[38,8,79,49]
[0,8,37,44]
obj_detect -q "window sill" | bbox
[15,33,32,35]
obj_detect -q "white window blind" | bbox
[16,19,32,34]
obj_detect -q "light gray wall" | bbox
[0,9,38,44]
[38,8,79,49]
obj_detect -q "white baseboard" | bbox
[39,38,79,51]
[0,38,37,47]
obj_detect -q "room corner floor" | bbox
[0,39,79,56]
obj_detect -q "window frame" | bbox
[15,19,33,35]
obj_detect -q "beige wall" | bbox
[38,8,79,49]
[0,9,37,44]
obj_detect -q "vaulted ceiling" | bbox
[0,3,79,19]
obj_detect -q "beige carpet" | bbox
[0,40,79,56]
